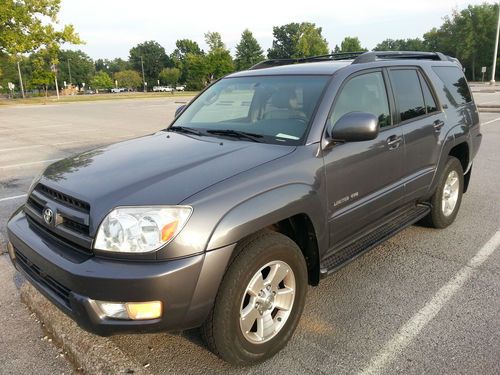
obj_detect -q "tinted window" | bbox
[174,75,329,145]
[418,72,438,113]
[432,66,472,106]
[390,69,426,122]
[330,71,391,129]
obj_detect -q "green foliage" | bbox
[0,0,82,55]
[129,41,172,87]
[234,29,265,71]
[159,67,181,85]
[335,36,368,53]
[295,23,329,57]
[91,71,113,90]
[267,23,301,59]
[423,3,499,80]
[113,70,142,90]
[373,38,426,51]
[204,32,225,51]
[57,50,94,86]
[170,39,204,84]
[268,22,329,58]
[95,58,131,75]
[204,31,234,80]
[184,53,208,90]
[29,49,54,92]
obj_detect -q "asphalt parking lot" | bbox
[0,95,499,374]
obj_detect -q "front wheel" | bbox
[201,231,308,365]
[421,156,464,228]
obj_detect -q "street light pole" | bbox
[17,60,25,98]
[491,2,500,84]
[140,55,146,92]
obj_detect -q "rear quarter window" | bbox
[432,66,472,107]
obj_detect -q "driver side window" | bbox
[329,71,391,132]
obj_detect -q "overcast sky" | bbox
[59,0,495,60]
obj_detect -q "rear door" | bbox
[387,68,445,202]
[323,69,405,247]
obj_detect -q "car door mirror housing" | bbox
[329,112,380,143]
[175,105,186,118]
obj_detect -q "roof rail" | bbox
[352,51,449,64]
[249,52,365,70]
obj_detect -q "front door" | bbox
[323,70,405,248]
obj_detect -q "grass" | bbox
[0,91,198,106]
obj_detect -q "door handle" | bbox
[386,135,402,150]
[433,120,445,132]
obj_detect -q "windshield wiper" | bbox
[168,126,204,136]
[206,129,264,143]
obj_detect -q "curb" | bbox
[478,107,500,113]
[20,282,151,375]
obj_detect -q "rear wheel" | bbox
[421,156,464,228]
[201,230,307,365]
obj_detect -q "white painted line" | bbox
[0,158,61,169]
[359,230,500,375]
[0,194,27,203]
[482,116,500,126]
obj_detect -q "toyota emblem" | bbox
[43,208,54,225]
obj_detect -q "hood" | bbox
[40,131,295,220]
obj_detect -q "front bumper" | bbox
[7,210,234,336]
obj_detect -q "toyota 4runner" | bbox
[7,51,481,365]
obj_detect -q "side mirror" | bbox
[175,105,186,118]
[329,112,379,143]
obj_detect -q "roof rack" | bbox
[249,52,365,70]
[352,51,448,64]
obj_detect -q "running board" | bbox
[320,204,430,277]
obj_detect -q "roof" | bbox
[227,60,352,77]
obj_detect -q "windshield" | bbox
[171,75,330,145]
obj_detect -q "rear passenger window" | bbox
[389,69,426,122]
[432,66,472,106]
[330,71,391,129]
[418,72,438,113]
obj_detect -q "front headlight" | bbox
[94,206,192,253]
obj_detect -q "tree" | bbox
[95,58,131,75]
[204,31,234,80]
[184,53,208,90]
[170,39,204,84]
[374,38,425,51]
[129,41,171,87]
[29,49,54,95]
[114,70,142,90]
[268,22,329,58]
[91,71,113,90]
[267,23,301,59]
[296,23,329,57]
[335,36,367,53]
[235,29,265,70]
[57,50,94,86]
[204,32,225,51]
[0,0,81,55]
[159,67,181,85]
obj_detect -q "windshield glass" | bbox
[172,75,329,145]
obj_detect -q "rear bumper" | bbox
[7,210,234,336]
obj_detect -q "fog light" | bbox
[95,300,162,320]
[7,242,15,260]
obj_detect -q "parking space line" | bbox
[0,194,27,203]
[0,158,61,169]
[0,145,45,152]
[482,116,500,126]
[359,230,500,375]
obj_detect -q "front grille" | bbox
[15,248,72,308]
[24,184,93,253]
[36,184,90,212]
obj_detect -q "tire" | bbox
[421,156,464,228]
[201,230,308,365]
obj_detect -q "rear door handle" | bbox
[433,120,445,132]
[386,135,402,150]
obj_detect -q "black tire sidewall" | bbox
[212,232,308,364]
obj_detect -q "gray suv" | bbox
[7,51,481,365]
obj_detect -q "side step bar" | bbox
[320,204,430,277]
